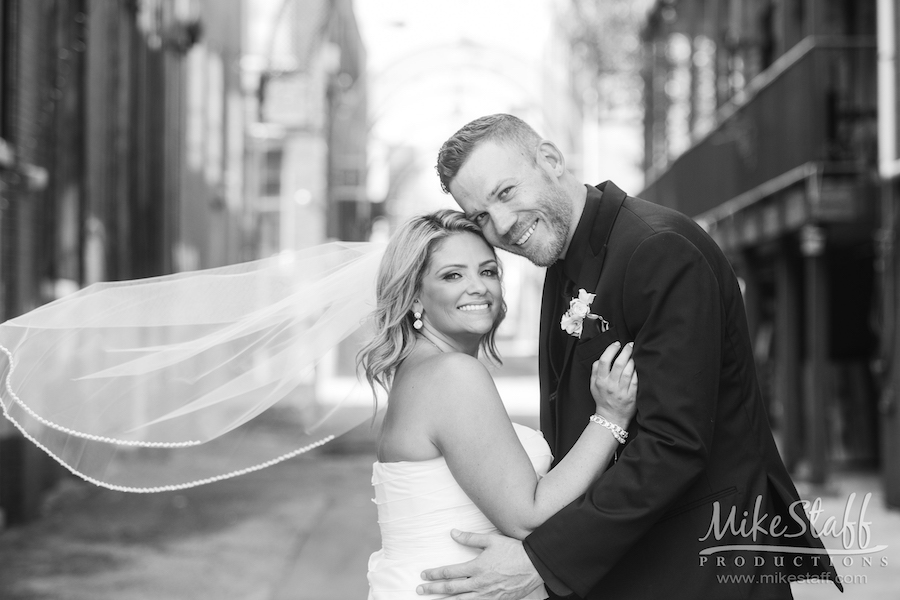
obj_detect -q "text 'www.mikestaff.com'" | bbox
[715,573,868,585]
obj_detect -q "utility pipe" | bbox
[878,0,900,179]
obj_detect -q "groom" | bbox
[417,114,841,599]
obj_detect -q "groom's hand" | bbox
[417,530,543,599]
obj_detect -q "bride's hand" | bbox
[590,342,638,428]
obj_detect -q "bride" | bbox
[358,210,636,599]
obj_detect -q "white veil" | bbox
[0,241,386,492]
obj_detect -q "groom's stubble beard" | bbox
[523,180,572,268]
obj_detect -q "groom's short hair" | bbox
[436,114,542,194]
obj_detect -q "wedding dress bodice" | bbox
[367,422,552,600]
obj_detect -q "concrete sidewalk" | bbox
[0,419,383,600]
[790,473,900,599]
[0,397,898,598]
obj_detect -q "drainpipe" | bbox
[878,0,900,508]
[878,0,898,179]
[800,224,828,486]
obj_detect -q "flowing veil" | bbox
[0,241,386,492]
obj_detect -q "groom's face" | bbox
[449,140,572,267]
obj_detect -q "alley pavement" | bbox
[0,413,382,600]
[0,375,898,599]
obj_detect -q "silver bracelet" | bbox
[589,414,628,444]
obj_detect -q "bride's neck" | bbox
[417,329,478,357]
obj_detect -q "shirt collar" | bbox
[559,183,606,284]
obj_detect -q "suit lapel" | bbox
[538,266,565,448]
[556,183,628,388]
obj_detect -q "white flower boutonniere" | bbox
[560,288,597,338]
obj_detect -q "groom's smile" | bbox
[513,220,538,246]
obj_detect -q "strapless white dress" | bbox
[367,423,552,600]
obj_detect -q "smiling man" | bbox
[416,114,841,600]
[441,123,580,268]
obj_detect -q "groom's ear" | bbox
[535,140,565,178]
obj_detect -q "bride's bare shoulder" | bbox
[394,351,497,406]
[409,351,489,380]
[381,352,502,461]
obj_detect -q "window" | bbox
[261,148,283,197]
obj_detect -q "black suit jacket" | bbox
[523,183,841,599]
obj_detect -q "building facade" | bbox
[639,0,891,498]
[0,0,244,526]
[243,0,367,257]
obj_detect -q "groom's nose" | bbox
[490,206,516,239]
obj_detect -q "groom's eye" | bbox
[498,186,513,199]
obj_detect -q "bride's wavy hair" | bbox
[357,209,506,399]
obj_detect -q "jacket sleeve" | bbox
[523,231,723,597]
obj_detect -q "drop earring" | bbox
[413,310,423,330]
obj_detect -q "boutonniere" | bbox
[561,288,601,338]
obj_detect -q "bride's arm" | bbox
[423,343,636,540]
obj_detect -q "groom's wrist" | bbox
[523,542,573,596]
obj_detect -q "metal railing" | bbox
[640,37,877,219]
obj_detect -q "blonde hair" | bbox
[357,210,505,399]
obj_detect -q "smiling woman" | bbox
[356,210,506,398]
[356,209,637,600]
[412,233,503,351]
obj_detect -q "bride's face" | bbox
[416,232,502,343]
